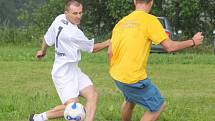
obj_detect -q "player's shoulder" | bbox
[141,13,159,26]
[145,13,157,21]
[53,14,69,25]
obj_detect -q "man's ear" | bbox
[150,0,154,5]
[64,10,68,15]
[133,0,136,5]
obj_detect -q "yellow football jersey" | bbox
[110,10,168,84]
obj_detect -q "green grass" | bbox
[0,45,215,121]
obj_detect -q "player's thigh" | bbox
[78,71,97,100]
[80,85,98,100]
[123,101,136,110]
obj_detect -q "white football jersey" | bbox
[44,14,94,62]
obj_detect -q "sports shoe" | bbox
[28,114,35,121]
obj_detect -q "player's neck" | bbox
[135,4,150,13]
[64,15,77,26]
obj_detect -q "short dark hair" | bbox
[136,0,153,4]
[65,0,82,11]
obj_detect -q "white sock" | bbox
[33,112,48,121]
[42,112,48,121]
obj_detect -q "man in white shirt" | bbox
[29,0,109,121]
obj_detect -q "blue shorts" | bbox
[114,78,164,112]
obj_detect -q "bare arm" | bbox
[92,39,110,53]
[161,32,204,52]
[36,39,49,59]
[107,42,112,63]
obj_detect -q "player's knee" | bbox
[88,90,99,102]
[92,90,99,101]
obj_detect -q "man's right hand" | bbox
[36,50,46,59]
[192,32,204,46]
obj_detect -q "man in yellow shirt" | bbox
[108,0,204,121]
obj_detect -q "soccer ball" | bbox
[64,102,86,121]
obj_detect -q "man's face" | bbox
[65,4,83,25]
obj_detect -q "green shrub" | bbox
[0,25,41,46]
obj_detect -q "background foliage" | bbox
[0,0,215,45]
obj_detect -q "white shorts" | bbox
[51,61,93,104]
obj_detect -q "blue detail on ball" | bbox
[71,102,77,109]
[66,116,81,121]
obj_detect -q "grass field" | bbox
[0,45,215,121]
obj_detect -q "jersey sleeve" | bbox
[76,35,94,53]
[147,17,168,45]
[44,23,55,46]
[81,38,94,53]
[71,30,94,53]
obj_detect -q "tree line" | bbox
[0,0,44,26]
[1,0,215,42]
